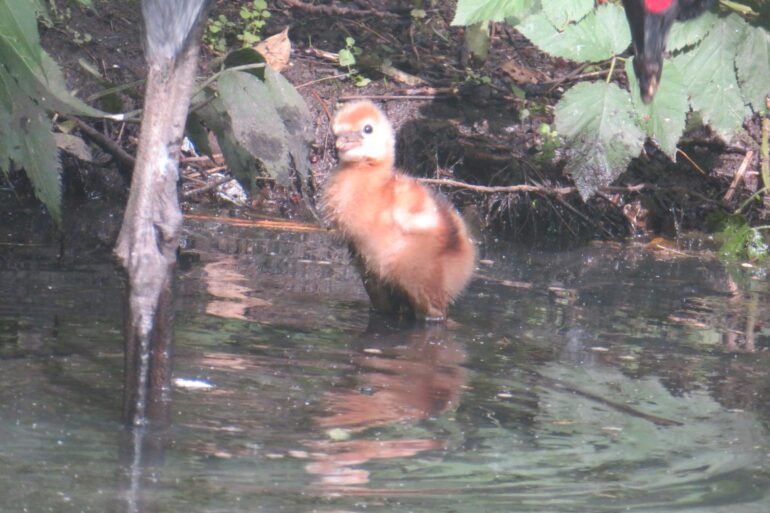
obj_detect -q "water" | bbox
[1,212,769,513]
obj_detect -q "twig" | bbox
[312,91,333,122]
[296,73,349,89]
[419,178,723,206]
[182,175,236,197]
[535,372,683,427]
[69,116,135,176]
[723,150,754,202]
[339,87,458,101]
[339,94,439,101]
[279,0,402,18]
[676,148,707,175]
[184,213,323,232]
[419,177,575,196]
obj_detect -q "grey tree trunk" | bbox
[115,0,210,426]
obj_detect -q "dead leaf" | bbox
[55,133,94,162]
[501,60,544,84]
[256,27,291,72]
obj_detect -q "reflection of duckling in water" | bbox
[321,101,476,321]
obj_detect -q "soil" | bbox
[24,0,765,247]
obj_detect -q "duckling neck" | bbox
[339,156,395,179]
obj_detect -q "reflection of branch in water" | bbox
[535,372,684,427]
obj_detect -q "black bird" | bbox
[622,0,715,103]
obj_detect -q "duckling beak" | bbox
[335,132,363,152]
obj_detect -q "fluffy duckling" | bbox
[322,101,476,320]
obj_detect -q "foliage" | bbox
[452,0,770,199]
[188,50,313,193]
[0,0,105,224]
[708,212,770,262]
[337,37,370,87]
[204,0,271,54]
[39,0,94,46]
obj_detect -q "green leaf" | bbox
[555,81,645,198]
[38,51,107,117]
[518,4,630,63]
[667,10,717,52]
[0,0,43,69]
[736,25,770,114]
[451,0,536,25]
[464,21,491,63]
[541,0,593,30]
[627,58,688,159]
[672,14,747,140]
[263,67,313,182]
[17,107,62,224]
[338,48,356,67]
[218,71,292,185]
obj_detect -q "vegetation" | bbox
[204,0,271,54]
[0,0,105,224]
[452,0,770,200]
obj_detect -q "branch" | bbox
[279,0,401,18]
[419,177,723,205]
[69,116,135,179]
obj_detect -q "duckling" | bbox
[321,100,476,321]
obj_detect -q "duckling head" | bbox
[332,100,395,165]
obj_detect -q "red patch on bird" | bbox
[644,0,674,13]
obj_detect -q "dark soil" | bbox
[27,0,764,247]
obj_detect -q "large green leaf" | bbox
[0,40,106,118]
[555,81,645,198]
[672,14,747,140]
[263,67,313,182]
[736,25,770,114]
[16,106,61,224]
[218,71,292,186]
[0,0,43,69]
[627,58,688,159]
[667,10,717,52]
[451,0,536,25]
[541,0,593,30]
[518,4,630,63]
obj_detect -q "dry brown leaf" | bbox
[501,60,544,84]
[256,27,291,72]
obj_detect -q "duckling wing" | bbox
[391,177,440,233]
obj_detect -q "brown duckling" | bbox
[322,101,475,320]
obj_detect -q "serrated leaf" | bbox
[541,0,593,30]
[0,0,43,69]
[218,71,292,185]
[17,107,61,224]
[264,67,312,181]
[672,14,747,140]
[628,58,688,159]
[452,0,536,25]
[667,10,717,52]
[0,40,106,118]
[518,4,630,63]
[736,25,770,114]
[38,52,107,117]
[555,81,645,198]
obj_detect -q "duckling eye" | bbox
[363,124,374,134]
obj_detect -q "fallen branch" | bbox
[419,177,723,205]
[70,116,135,176]
[279,0,401,18]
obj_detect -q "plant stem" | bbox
[761,114,769,192]
[606,56,616,84]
